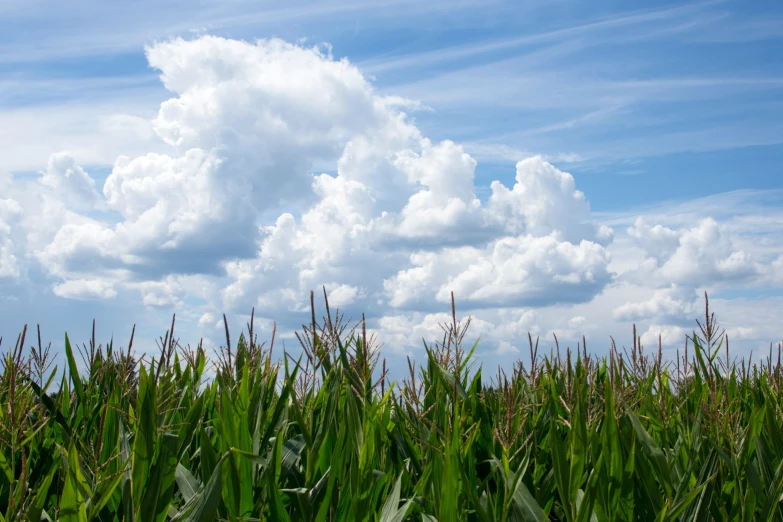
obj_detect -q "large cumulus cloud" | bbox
[5,35,614,317]
[12,34,782,361]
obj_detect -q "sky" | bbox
[1,0,782,380]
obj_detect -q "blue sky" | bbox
[1,0,782,379]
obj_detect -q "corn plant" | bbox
[0,290,781,521]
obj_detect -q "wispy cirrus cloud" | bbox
[359,0,727,75]
[0,0,495,64]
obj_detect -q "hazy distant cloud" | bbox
[601,206,783,356]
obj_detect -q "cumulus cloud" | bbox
[371,312,496,355]
[626,217,760,287]
[1,34,685,358]
[127,275,187,308]
[384,233,611,310]
[323,283,363,307]
[486,157,613,246]
[765,255,783,286]
[639,324,686,349]
[1,26,781,373]
[39,152,103,210]
[0,198,24,279]
[198,312,215,329]
[495,340,519,355]
[29,36,424,290]
[613,285,698,323]
[626,218,680,264]
[52,278,118,300]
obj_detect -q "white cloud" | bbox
[36,220,118,279]
[626,217,680,263]
[568,316,586,329]
[384,233,611,310]
[39,152,103,210]
[323,283,363,307]
[390,139,487,243]
[52,278,118,300]
[198,312,215,328]
[725,326,756,341]
[639,324,686,349]
[371,312,496,355]
[495,340,519,355]
[0,36,656,363]
[613,285,697,323]
[625,217,760,287]
[21,36,424,296]
[486,156,612,246]
[5,34,783,371]
[765,255,783,286]
[127,275,187,308]
[0,198,24,279]
[660,218,758,283]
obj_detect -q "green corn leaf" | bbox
[60,444,89,522]
[137,432,179,522]
[199,425,218,484]
[177,394,205,461]
[550,418,572,522]
[510,476,547,522]
[379,471,414,522]
[266,449,293,522]
[175,464,201,504]
[132,365,157,509]
[0,450,12,484]
[26,457,60,522]
[64,333,85,404]
[173,452,230,522]
[760,455,783,522]
[86,468,125,520]
[625,410,671,497]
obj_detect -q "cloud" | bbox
[0,198,24,279]
[21,36,423,291]
[626,217,680,264]
[323,283,363,307]
[371,312,496,355]
[486,156,613,246]
[765,255,783,286]
[39,153,103,210]
[383,233,611,310]
[495,340,519,355]
[198,312,215,329]
[605,209,783,354]
[11,34,783,366]
[613,285,697,323]
[52,278,118,300]
[625,217,760,288]
[639,324,686,349]
[126,275,187,308]
[4,36,614,351]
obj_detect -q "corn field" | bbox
[1,290,782,521]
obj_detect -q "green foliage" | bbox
[0,291,782,521]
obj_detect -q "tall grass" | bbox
[0,290,782,521]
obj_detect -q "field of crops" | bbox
[1,291,782,521]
